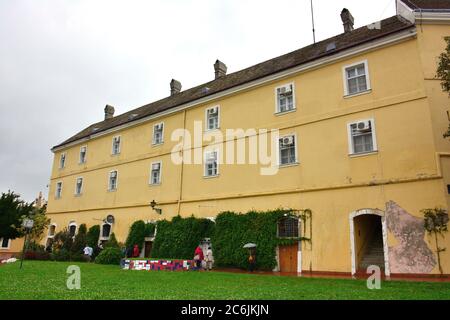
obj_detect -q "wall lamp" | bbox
[150,200,162,215]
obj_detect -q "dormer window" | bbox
[276,83,295,113]
[112,136,121,155]
[205,106,220,131]
[153,123,164,145]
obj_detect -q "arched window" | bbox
[101,223,111,239]
[68,222,77,238]
[277,216,299,238]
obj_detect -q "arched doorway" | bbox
[349,209,390,276]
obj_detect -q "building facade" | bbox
[45,0,450,276]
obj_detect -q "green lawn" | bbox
[0,260,449,300]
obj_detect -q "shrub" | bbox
[86,225,100,248]
[104,233,119,248]
[51,248,70,261]
[53,228,73,252]
[125,220,147,251]
[23,242,50,260]
[95,247,124,265]
[211,209,300,270]
[151,215,215,259]
[71,224,87,255]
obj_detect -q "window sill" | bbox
[78,162,86,165]
[344,89,372,99]
[152,142,164,147]
[54,197,61,200]
[111,153,121,157]
[204,128,220,134]
[349,150,378,158]
[274,108,296,116]
[203,174,220,179]
[279,162,300,168]
[74,194,83,197]
[107,189,117,193]
[149,183,161,187]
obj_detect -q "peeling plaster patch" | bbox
[386,201,436,274]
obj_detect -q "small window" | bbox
[277,217,299,238]
[101,223,111,239]
[150,162,162,185]
[68,223,77,238]
[108,171,118,191]
[59,153,66,169]
[153,123,164,145]
[112,136,121,155]
[205,106,219,131]
[344,61,370,96]
[48,224,56,237]
[204,150,218,177]
[0,238,10,249]
[79,146,87,164]
[348,119,377,155]
[276,83,295,113]
[55,182,63,199]
[279,135,297,166]
[75,177,83,195]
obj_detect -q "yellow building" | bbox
[45,0,450,276]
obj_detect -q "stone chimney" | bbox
[340,8,354,33]
[170,79,182,95]
[104,104,115,120]
[214,60,227,79]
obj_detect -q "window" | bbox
[343,60,371,96]
[153,123,164,145]
[150,162,162,185]
[279,135,297,166]
[276,83,295,113]
[204,150,219,177]
[347,119,377,155]
[101,223,111,239]
[0,238,10,249]
[75,177,83,195]
[48,224,56,237]
[205,106,219,131]
[277,217,299,238]
[68,222,77,238]
[108,171,118,191]
[55,182,63,199]
[79,146,87,164]
[59,153,66,169]
[112,136,121,155]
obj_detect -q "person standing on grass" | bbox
[194,245,204,269]
[204,246,213,271]
[83,245,93,262]
[248,249,256,272]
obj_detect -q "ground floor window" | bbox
[277,216,299,238]
[0,238,10,249]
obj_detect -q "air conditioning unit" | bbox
[155,123,163,131]
[282,136,294,146]
[356,120,371,132]
[207,152,217,161]
[208,107,218,115]
[279,85,292,95]
[152,163,160,170]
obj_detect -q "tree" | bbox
[0,191,34,239]
[436,37,450,138]
[19,204,50,243]
[422,208,449,275]
[71,224,87,255]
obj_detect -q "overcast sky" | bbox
[0,0,396,202]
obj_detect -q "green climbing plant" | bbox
[422,208,449,275]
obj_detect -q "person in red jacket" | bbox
[194,246,204,269]
[132,244,140,258]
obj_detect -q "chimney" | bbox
[214,60,227,79]
[340,8,354,33]
[170,79,182,95]
[104,104,115,120]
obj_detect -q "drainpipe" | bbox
[177,110,187,215]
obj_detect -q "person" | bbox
[126,246,133,258]
[83,245,93,262]
[248,249,256,272]
[132,244,140,258]
[194,245,204,269]
[204,246,213,271]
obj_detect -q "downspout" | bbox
[177,110,187,215]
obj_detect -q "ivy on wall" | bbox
[151,215,215,259]
[211,209,311,271]
[125,220,155,251]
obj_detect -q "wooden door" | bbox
[279,243,298,273]
[144,241,153,257]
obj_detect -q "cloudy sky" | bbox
[0,0,396,202]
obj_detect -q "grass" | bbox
[1,260,450,300]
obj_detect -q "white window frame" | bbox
[59,153,66,169]
[274,82,296,114]
[347,118,378,156]
[111,135,121,155]
[149,161,162,185]
[278,133,299,167]
[79,146,87,164]
[342,60,371,97]
[74,177,83,196]
[205,105,220,131]
[204,149,219,178]
[108,170,118,191]
[68,222,77,238]
[99,222,113,241]
[47,223,57,238]
[0,238,11,250]
[55,181,63,199]
[152,122,165,145]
